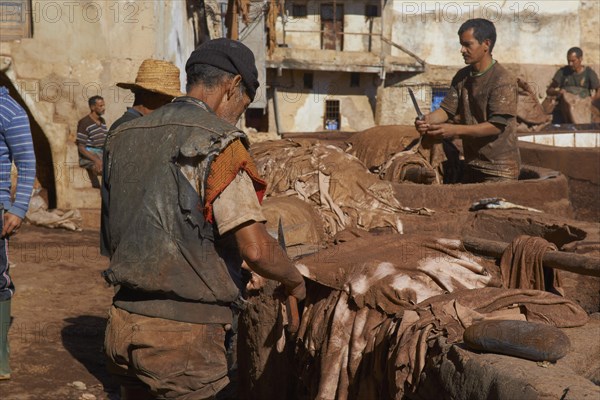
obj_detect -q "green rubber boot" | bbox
[0,299,10,379]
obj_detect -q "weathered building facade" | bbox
[264,1,600,130]
[263,0,423,133]
[378,0,600,126]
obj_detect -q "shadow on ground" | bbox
[61,315,118,395]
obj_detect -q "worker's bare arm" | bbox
[426,121,502,139]
[233,221,306,301]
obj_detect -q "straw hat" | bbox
[117,59,183,98]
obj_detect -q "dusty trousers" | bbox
[0,299,9,378]
[0,204,13,379]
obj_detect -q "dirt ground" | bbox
[1,225,116,400]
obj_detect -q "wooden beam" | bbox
[462,236,600,277]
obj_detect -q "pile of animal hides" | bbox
[251,139,433,239]
[239,231,588,400]
[241,138,590,400]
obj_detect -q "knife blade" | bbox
[408,88,424,121]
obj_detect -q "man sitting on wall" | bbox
[76,95,107,188]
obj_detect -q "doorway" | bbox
[321,3,343,51]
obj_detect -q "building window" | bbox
[350,73,360,87]
[0,0,32,41]
[324,100,340,130]
[431,86,450,111]
[303,73,313,89]
[292,4,308,18]
[365,5,379,17]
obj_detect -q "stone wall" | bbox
[0,1,202,209]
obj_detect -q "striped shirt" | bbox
[76,115,107,148]
[0,86,36,220]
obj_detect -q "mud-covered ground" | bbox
[1,225,115,400]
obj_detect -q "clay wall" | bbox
[519,141,600,222]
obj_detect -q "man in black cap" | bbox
[101,38,305,400]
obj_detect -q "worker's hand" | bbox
[425,123,458,139]
[274,279,306,302]
[414,117,430,136]
[246,270,267,292]
[2,212,23,237]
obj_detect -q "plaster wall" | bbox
[389,1,600,67]
[0,0,200,209]
[272,69,376,132]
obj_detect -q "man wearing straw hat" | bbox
[100,59,182,257]
[101,38,305,399]
[111,59,182,130]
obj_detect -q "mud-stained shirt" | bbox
[440,62,520,179]
[178,141,266,235]
[213,170,266,235]
[552,66,600,98]
[178,145,266,291]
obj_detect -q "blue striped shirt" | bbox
[77,115,107,148]
[0,86,36,219]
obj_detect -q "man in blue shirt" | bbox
[0,86,36,380]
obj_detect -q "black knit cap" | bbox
[185,38,259,101]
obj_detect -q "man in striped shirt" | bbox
[0,85,36,380]
[77,96,107,177]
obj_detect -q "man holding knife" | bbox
[101,39,305,399]
[414,18,520,183]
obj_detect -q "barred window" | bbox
[324,100,340,130]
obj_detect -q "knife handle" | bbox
[286,295,300,334]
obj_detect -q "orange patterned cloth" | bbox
[204,139,266,223]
